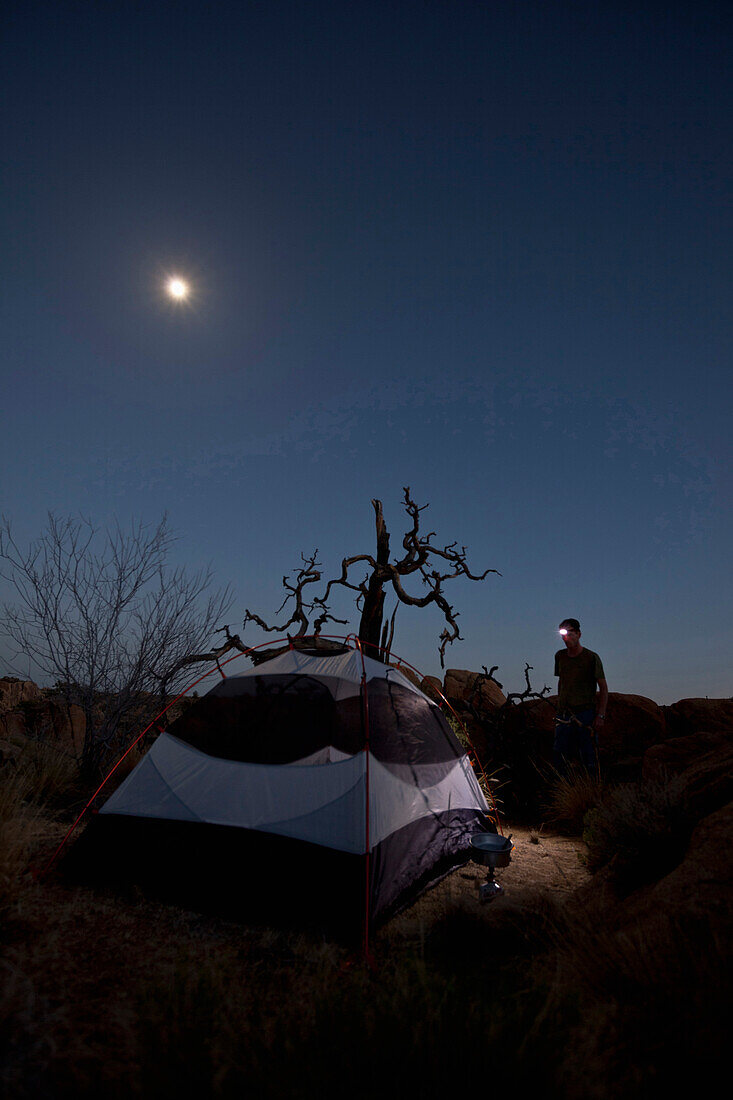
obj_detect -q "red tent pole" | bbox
[37,639,281,878]
[354,638,374,966]
[349,636,503,835]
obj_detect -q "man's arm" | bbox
[595,678,608,731]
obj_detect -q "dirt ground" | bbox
[24,818,590,964]
[390,823,591,937]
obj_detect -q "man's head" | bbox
[559,618,581,649]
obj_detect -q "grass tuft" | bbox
[0,724,727,1099]
[543,904,731,1096]
[0,763,46,920]
[16,740,80,811]
[543,767,604,835]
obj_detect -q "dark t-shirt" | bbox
[554,648,605,711]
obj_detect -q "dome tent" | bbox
[64,642,495,934]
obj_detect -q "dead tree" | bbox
[504,663,552,706]
[159,623,250,690]
[242,489,499,667]
[321,488,498,664]
[465,663,551,719]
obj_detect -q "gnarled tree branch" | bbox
[238,489,499,666]
[242,551,347,643]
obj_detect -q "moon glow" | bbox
[166,276,190,301]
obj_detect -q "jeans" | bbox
[553,708,597,776]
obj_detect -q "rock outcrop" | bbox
[596,693,668,782]
[602,693,667,753]
[622,800,733,942]
[443,668,506,711]
[420,675,444,704]
[662,697,733,738]
[499,696,557,736]
[0,677,41,712]
[642,729,733,820]
[434,661,731,818]
[0,696,86,757]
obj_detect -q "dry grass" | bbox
[444,711,502,806]
[0,762,46,920]
[539,902,731,1097]
[1,858,728,1099]
[0,737,81,921]
[16,740,80,810]
[543,767,604,834]
[0,744,728,1099]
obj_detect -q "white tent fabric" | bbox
[225,647,426,701]
[71,646,498,929]
[101,730,486,854]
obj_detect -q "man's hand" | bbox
[595,679,608,734]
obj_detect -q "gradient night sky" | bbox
[2,1,731,703]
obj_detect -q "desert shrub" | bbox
[543,768,604,835]
[15,741,80,811]
[0,763,43,918]
[0,740,79,920]
[130,941,559,1100]
[546,906,731,1096]
[582,777,690,891]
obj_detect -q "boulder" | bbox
[500,695,557,736]
[443,668,506,711]
[420,675,444,704]
[642,730,733,821]
[17,699,86,756]
[663,698,733,739]
[0,704,28,765]
[390,664,422,690]
[0,677,41,712]
[623,801,733,942]
[451,713,490,759]
[451,701,556,821]
[598,694,667,778]
[0,709,28,743]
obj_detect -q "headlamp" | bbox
[559,628,568,635]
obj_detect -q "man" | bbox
[553,618,608,776]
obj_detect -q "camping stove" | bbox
[469,833,513,902]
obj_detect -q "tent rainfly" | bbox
[65,645,495,932]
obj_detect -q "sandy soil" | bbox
[389,824,591,936]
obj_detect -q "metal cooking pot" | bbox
[470,833,514,869]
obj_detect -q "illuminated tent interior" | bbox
[64,646,494,933]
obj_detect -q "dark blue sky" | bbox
[2,1,731,702]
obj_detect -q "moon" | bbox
[166,276,190,301]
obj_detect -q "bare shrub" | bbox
[0,514,231,779]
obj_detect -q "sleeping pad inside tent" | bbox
[62,646,495,934]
